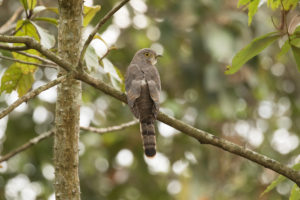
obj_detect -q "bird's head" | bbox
[134,48,162,65]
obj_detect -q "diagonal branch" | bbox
[79,0,130,64]
[0,43,29,51]
[0,75,67,120]
[0,55,57,69]
[81,120,138,134]
[13,51,57,65]
[0,121,138,163]
[0,35,73,71]
[1,32,300,187]
[76,72,300,186]
[0,129,54,163]
[99,46,117,62]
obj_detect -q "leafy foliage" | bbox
[0,63,34,96]
[85,45,103,72]
[290,184,300,200]
[261,163,300,197]
[237,0,259,25]
[267,0,298,10]
[291,45,300,71]
[83,5,101,26]
[19,0,37,11]
[226,32,280,74]
[230,0,300,74]
[260,175,286,197]
[0,20,40,96]
[33,17,58,26]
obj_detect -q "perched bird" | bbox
[125,48,161,157]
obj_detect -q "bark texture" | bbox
[54,0,83,199]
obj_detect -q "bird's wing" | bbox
[125,64,143,118]
[146,67,161,117]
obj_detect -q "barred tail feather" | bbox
[140,122,156,157]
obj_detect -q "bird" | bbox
[125,48,161,157]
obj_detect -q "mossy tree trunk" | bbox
[54,0,83,199]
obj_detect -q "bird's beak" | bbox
[155,54,162,59]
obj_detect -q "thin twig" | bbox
[81,120,138,134]
[0,43,29,51]
[0,120,138,163]
[0,7,23,34]
[0,75,67,120]
[79,0,129,64]
[0,55,57,69]
[14,51,57,65]
[99,46,117,62]
[0,129,54,163]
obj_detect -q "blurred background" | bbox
[0,0,300,199]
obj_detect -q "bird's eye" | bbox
[144,52,150,57]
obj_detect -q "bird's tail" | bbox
[140,122,156,157]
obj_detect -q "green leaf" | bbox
[261,163,300,197]
[237,0,250,7]
[291,38,300,48]
[0,64,34,97]
[103,58,122,82]
[108,74,124,91]
[83,5,101,26]
[277,39,291,59]
[19,0,28,10]
[27,0,37,10]
[114,66,125,92]
[248,0,259,25]
[19,0,36,10]
[17,71,34,96]
[31,22,55,49]
[33,6,58,14]
[226,32,280,74]
[268,0,298,10]
[33,17,58,25]
[84,45,104,73]
[94,34,109,48]
[267,0,281,10]
[294,26,300,35]
[291,45,300,71]
[13,20,41,73]
[260,175,286,197]
[283,0,298,10]
[12,49,39,73]
[15,20,40,41]
[46,7,59,14]
[290,184,300,200]
[292,163,300,170]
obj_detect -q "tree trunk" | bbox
[54,0,83,199]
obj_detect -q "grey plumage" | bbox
[125,48,161,157]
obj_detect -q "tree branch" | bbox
[0,75,67,120]
[81,120,138,134]
[14,51,57,65]
[0,121,138,163]
[1,30,299,187]
[76,72,300,186]
[79,0,129,64]
[0,55,57,69]
[0,43,29,51]
[99,46,117,62]
[0,129,54,163]
[0,35,73,72]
